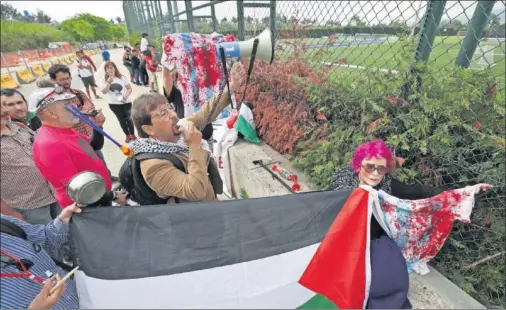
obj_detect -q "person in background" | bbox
[327,139,493,309]
[123,46,134,82]
[139,53,149,87]
[48,65,118,182]
[145,45,159,92]
[36,76,55,88]
[76,50,101,100]
[101,61,136,143]
[1,88,41,131]
[28,88,127,208]
[128,63,245,204]
[82,51,97,72]
[0,203,82,309]
[140,32,149,55]
[1,100,59,225]
[101,49,111,62]
[130,48,141,85]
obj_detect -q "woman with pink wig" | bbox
[328,139,493,309]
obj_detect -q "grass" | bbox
[277,35,506,92]
[240,189,249,199]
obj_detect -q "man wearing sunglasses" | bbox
[124,63,245,205]
[1,202,82,309]
[28,88,127,209]
[48,64,118,182]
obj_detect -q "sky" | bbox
[1,0,505,26]
[1,0,124,22]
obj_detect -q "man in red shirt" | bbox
[28,88,127,207]
[145,45,159,92]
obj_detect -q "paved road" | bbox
[16,48,155,177]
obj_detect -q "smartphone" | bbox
[50,266,79,294]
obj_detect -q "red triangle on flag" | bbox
[299,188,371,309]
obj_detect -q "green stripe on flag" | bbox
[298,294,338,309]
[235,114,261,144]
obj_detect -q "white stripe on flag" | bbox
[76,244,320,309]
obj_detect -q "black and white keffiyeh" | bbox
[130,137,210,156]
[327,165,392,193]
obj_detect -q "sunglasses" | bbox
[0,255,34,270]
[361,163,389,175]
[37,86,65,108]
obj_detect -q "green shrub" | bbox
[0,19,75,52]
[290,38,505,308]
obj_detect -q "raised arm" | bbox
[188,63,245,129]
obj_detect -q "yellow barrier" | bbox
[42,61,52,72]
[31,64,46,77]
[0,73,20,89]
[66,56,75,64]
[58,57,71,65]
[16,68,36,84]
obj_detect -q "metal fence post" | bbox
[153,0,163,38]
[166,0,175,33]
[211,4,218,33]
[172,0,180,32]
[184,0,195,32]
[145,0,155,39]
[269,0,277,46]
[237,0,245,40]
[413,0,447,63]
[455,0,497,68]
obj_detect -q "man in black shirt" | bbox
[130,48,141,85]
[123,46,134,82]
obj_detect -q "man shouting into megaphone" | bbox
[120,63,245,206]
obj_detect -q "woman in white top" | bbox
[101,61,137,143]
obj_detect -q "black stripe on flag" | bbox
[69,189,352,280]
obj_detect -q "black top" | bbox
[370,179,443,239]
[130,54,140,69]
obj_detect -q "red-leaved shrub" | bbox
[234,58,330,155]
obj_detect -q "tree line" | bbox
[0,3,127,52]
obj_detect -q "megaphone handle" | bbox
[240,38,260,103]
[219,47,234,109]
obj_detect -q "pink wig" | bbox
[350,139,396,173]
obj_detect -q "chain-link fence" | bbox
[124,1,506,308]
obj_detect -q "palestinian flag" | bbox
[69,187,474,308]
[70,190,352,309]
[234,102,261,145]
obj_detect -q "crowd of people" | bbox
[0,36,247,308]
[0,33,495,310]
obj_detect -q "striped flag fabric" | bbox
[234,102,261,145]
[70,190,349,309]
[70,186,475,309]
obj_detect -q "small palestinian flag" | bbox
[234,102,261,144]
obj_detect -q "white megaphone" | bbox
[216,28,274,64]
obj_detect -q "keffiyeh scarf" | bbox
[130,137,209,156]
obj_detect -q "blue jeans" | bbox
[133,68,140,84]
